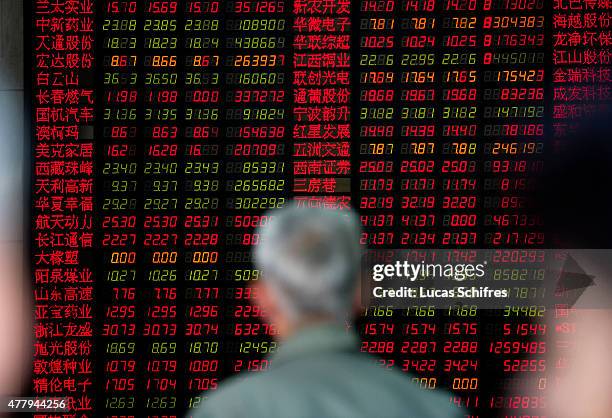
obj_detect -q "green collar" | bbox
[270,322,360,367]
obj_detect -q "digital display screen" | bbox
[26,0,611,416]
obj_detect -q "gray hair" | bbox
[254,202,363,322]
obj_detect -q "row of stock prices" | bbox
[29,0,610,417]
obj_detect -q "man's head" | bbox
[253,203,363,336]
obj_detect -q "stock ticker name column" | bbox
[293,0,352,208]
[32,0,96,415]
